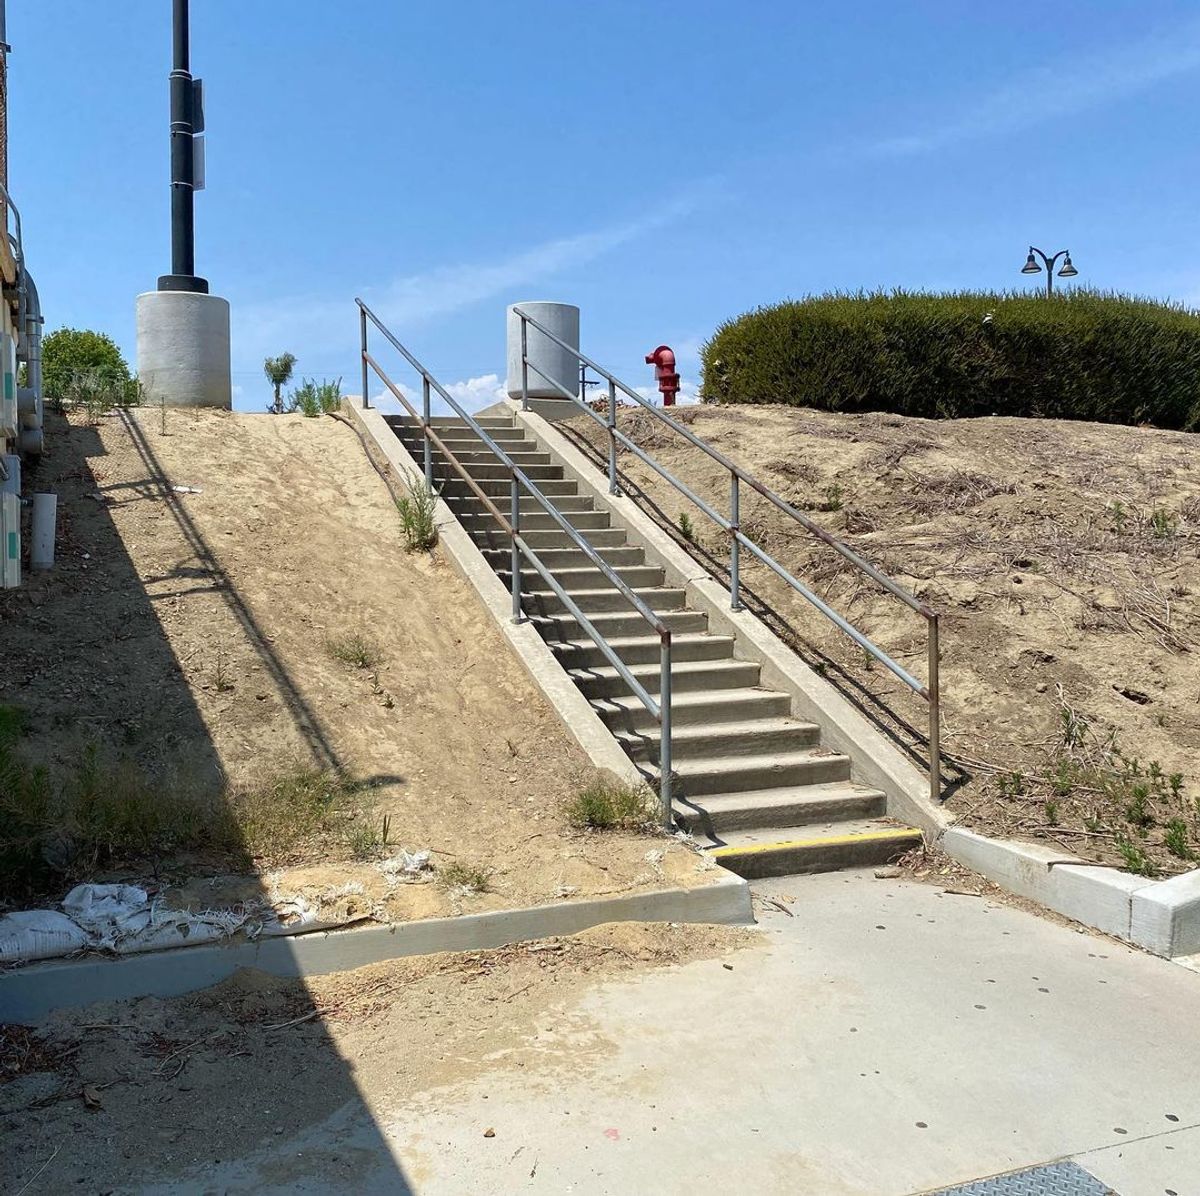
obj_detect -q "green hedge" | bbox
[700,291,1200,430]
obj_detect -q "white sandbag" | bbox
[0,910,90,963]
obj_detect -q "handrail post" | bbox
[606,379,620,496]
[359,305,370,409]
[510,473,523,624]
[730,472,742,611]
[421,376,433,489]
[659,632,673,829]
[928,614,941,803]
[520,317,530,412]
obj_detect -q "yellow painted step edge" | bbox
[710,827,922,859]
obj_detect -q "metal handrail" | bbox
[356,299,675,825]
[513,305,942,804]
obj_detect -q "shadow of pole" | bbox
[119,410,343,774]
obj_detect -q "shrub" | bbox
[42,327,131,400]
[565,779,654,830]
[0,720,355,900]
[287,376,343,418]
[396,472,439,551]
[701,290,1200,430]
[62,369,144,422]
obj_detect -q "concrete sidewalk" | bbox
[148,871,1200,1194]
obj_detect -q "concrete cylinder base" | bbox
[506,301,580,404]
[136,291,232,409]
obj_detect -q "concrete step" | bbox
[477,527,630,551]
[500,564,666,593]
[521,586,689,617]
[643,748,851,798]
[388,415,516,431]
[675,782,887,838]
[404,448,551,469]
[595,686,792,731]
[570,658,761,700]
[551,632,735,670]
[442,477,580,499]
[487,545,645,571]
[456,505,607,528]
[432,461,564,482]
[534,607,707,643]
[615,716,822,764]
[706,820,923,880]
[406,438,536,459]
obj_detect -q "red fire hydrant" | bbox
[645,345,680,406]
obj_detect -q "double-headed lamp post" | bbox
[1020,246,1079,297]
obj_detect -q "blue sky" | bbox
[9,1,1200,412]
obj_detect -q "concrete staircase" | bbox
[389,413,921,879]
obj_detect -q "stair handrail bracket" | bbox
[512,305,943,805]
[356,299,675,826]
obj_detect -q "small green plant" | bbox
[565,779,654,831]
[326,632,384,671]
[345,813,392,861]
[438,859,492,893]
[821,483,844,512]
[396,472,439,551]
[287,376,343,418]
[1043,799,1060,827]
[678,511,695,542]
[213,642,234,692]
[1115,836,1158,878]
[1149,507,1178,540]
[1108,500,1128,532]
[1125,787,1154,830]
[1165,818,1195,861]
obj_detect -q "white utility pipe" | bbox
[30,491,55,570]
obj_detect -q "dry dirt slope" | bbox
[0,406,702,916]
[567,403,1199,874]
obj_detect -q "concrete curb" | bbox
[0,873,752,1024]
[346,403,642,789]
[507,401,951,838]
[942,827,1200,958]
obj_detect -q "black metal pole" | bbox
[158,0,206,292]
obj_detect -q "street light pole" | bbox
[159,0,206,294]
[1020,246,1078,298]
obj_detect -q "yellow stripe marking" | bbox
[710,827,921,859]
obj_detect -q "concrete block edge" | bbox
[941,826,1200,957]
[0,873,752,1024]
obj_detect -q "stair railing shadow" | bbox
[557,422,970,802]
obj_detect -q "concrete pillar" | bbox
[506,301,580,407]
[136,290,231,409]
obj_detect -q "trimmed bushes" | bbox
[701,291,1200,430]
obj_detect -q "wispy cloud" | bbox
[234,185,716,374]
[376,372,509,417]
[871,20,1200,157]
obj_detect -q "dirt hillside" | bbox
[567,404,1199,875]
[0,406,703,916]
